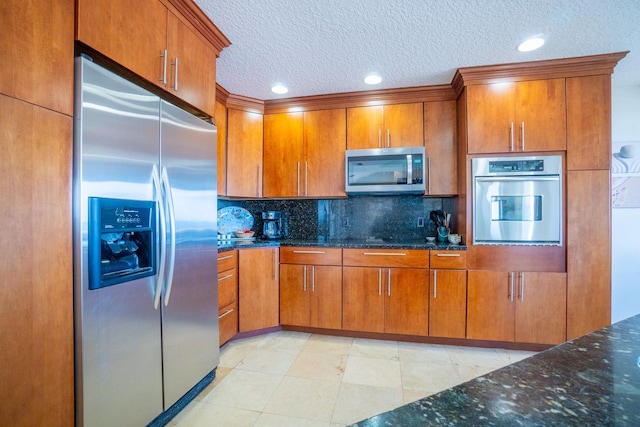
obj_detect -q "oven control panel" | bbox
[488,159,544,173]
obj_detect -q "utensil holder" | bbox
[437,226,450,242]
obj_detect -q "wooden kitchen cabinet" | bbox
[466,79,566,154]
[342,249,429,336]
[428,251,467,339]
[215,101,228,196]
[217,250,237,346]
[1,0,74,115]
[467,270,566,344]
[226,109,264,197]
[347,103,423,149]
[238,248,279,332]
[76,0,222,116]
[424,100,457,195]
[1,95,74,426]
[263,109,346,197]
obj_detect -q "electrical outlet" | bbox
[342,217,350,227]
[417,217,424,227]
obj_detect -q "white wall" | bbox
[611,85,640,322]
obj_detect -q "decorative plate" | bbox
[217,206,254,234]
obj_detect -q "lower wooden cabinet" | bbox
[429,269,467,339]
[217,250,237,346]
[238,247,279,332]
[467,270,567,345]
[342,267,429,336]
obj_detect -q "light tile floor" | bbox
[169,331,536,427]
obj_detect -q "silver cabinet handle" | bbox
[387,129,391,148]
[311,266,315,292]
[293,250,326,254]
[521,121,525,151]
[256,165,261,197]
[509,272,515,301]
[171,57,179,91]
[272,249,277,280]
[427,156,431,194]
[218,255,233,261]
[303,265,307,291]
[436,253,460,257]
[363,252,406,256]
[509,122,514,152]
[305,161,309,196]
[297,162,301,196]
[378,129,382,148]
[433,270,437,298]
[152,164,165,310]
[159,50,167,85]
[218,308,234,319]
[218,274,233,282]
[387,269,391,296]
[378,269,382,296]
[520,272,525,301]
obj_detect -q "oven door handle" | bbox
[475,176,559,182]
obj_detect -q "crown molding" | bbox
[451,51,629,96]
[163,0,231,55]
[226,94,265,114]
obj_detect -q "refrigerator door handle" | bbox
[152,164,166,309]
[162,165,177,306]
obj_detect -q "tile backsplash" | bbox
[218,196,456,241]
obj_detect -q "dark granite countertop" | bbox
[353,314,640,426]
[217,238,467,252]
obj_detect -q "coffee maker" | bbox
[262,211,283,239]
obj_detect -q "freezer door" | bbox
[74,58,163,426]
[159,100,219,408]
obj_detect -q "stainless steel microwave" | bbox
[345,147,426,194]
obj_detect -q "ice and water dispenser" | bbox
[88,197,156,289]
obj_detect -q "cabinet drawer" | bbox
[218,269,237,309]
[217,250,237,272]
[430,250,467,269]
[218,302,238,346]
[280,247,342,265]
[343,249,428,268]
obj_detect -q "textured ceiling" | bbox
[195,0,640,100]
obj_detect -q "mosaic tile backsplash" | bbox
[218,196,456,241]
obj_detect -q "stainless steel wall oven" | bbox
[472,155,562,246]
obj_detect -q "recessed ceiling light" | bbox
[517,37,545,52]
[271,84,288,94]
[364,74,382,85]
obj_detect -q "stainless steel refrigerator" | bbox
[73,57,219,427]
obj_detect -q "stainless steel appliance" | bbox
[345,146,426,194]
[472,155,562,245]
[262,210,283,239]
[73,57,219,427]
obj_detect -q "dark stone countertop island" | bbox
[218,238,466,252]
[353,314,640,426]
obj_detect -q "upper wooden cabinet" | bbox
[347,103,423,149]
[1,0,75,115]
[215,101,227,196]
[263,109,346,197]
[424,100,457,195]
[226,109,264,197]
[76,0,226,116]
[466,79,566,154]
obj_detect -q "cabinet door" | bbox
[424,100,457,195]
[1,0,74,115]
[515,272,567,345]
[238,248,279,332]
[384,103,424,147]
[263,112,304,197]
[566,74,611,170]
[215,101,227,196]
[309,266,343,329]
[384,268,429,336]
[1,96,73,425]
[166,11,217,116]
[343,267,384,333]
[76,0,168,89]
[467,270,515,341]
[346,106,384,149]
[304,109,347,197]
[515,79,566,152]
[226,109,264,197]
[429,269,467,339]
[466,83,515,154]
[280,264,310,326]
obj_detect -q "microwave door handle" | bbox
[152,164,166,310]
[407,155,412,186]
